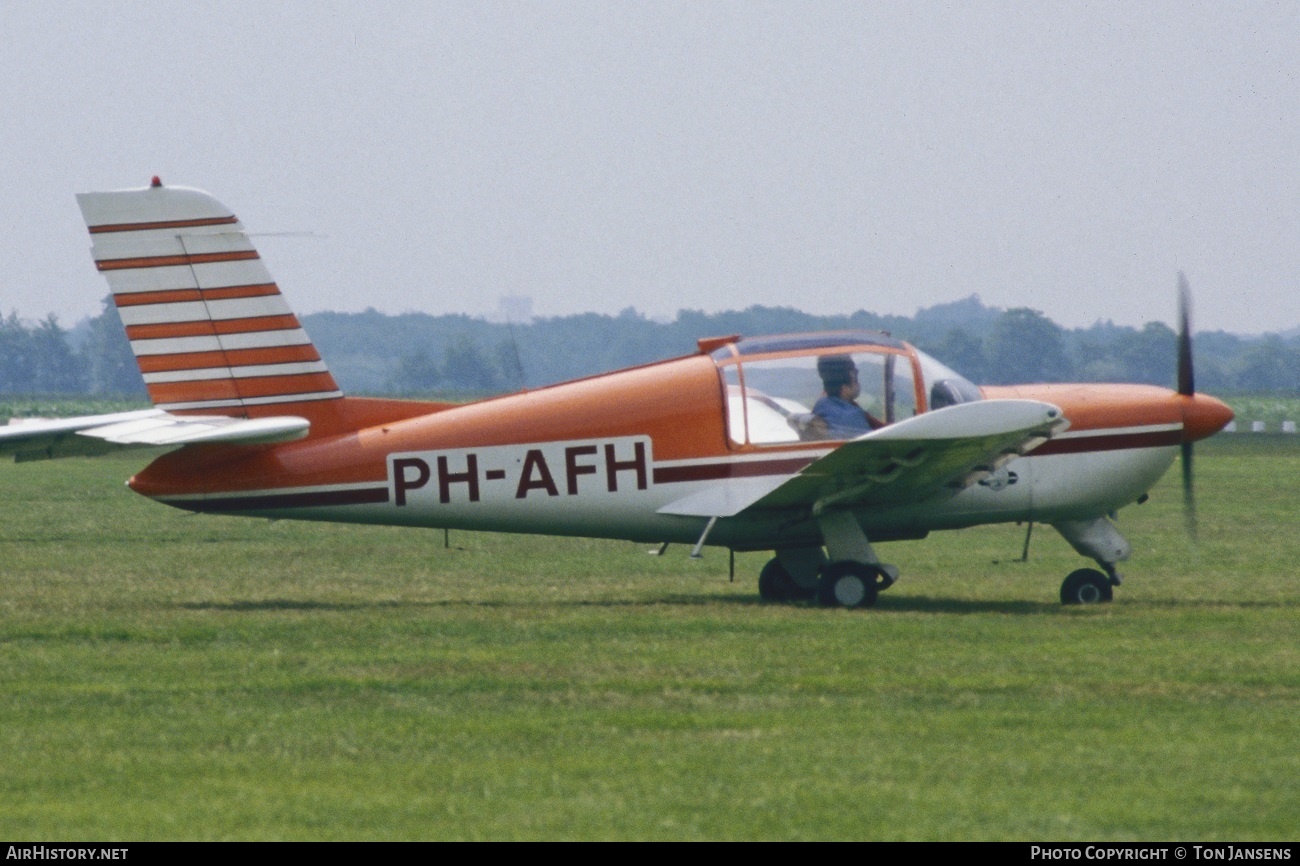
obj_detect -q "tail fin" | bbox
[76,179,342,416]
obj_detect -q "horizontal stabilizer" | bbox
[0,409,309,462]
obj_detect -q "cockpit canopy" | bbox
[707,331,982,446]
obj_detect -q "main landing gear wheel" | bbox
[1060,568,1114,605]
[758,557,814,602]
[816,562,883,609]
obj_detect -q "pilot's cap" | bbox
[817,354,857,390]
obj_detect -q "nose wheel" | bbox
[1060,568,1114,605]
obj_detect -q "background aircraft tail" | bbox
[77,179,343,416]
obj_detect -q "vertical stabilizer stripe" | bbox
[143,361,331,384]
[125,315,302,341]
[116,295,292,327]
[95,250,260,271]
[113,284,281,307]
[89,216,239,234]
[136,344,322,373]
[130,329,313,356]
[148,373,338,405]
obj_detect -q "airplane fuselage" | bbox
[127,349,1226,553]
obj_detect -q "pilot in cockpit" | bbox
[812,355,884,439]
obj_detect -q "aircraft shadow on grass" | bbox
[178,599,411,613]
[174,592,1290,615]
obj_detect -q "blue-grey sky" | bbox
[2,1,1297,334]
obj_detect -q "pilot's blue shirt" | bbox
[813,395,872,439]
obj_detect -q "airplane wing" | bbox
[658,399,1066,518]
[0,409,309,463]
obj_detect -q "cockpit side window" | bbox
[721,349,920,446]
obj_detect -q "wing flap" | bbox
[1,409,309,462]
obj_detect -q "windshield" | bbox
[914,349,983,410]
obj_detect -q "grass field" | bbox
[1,435,1296,840]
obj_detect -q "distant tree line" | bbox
[308,297,1300,397]
[0,300,143,396]
[1,295,1297,398]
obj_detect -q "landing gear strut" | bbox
[1053,518,1129,606]
[814,511,898,608]
[755,511,901,608]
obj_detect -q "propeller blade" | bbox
[1177,272,1195,396]
[1177,273,1198,540]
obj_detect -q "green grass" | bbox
[0,396,150,423]
[0,436,1296,840]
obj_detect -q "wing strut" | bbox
[690,515,719,559]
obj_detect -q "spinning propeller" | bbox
[1177,273,1198,539]
[1175,273,1235,540]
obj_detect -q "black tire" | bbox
[792,584,816,600]
[758,557,797,602]
[816,561,881,609]
[1060,568,1114,605]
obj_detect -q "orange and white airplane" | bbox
[1,179,1235,608]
